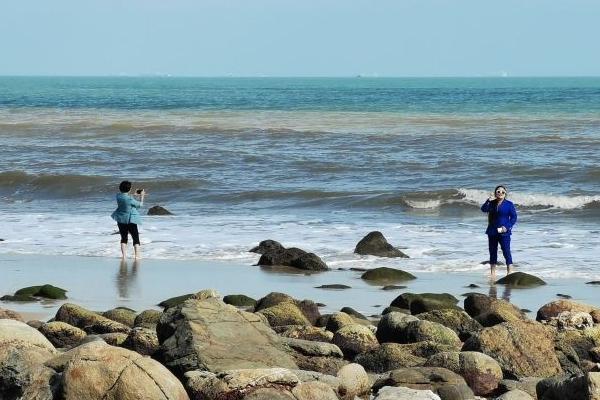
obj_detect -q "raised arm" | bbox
[481,199,492,212]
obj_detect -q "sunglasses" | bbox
[496,190,506,194]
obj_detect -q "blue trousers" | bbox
[488,234,512,265]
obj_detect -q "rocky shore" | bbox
[2,235,600,399]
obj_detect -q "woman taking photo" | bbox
[481,185,517,276]
[111,181,145,259]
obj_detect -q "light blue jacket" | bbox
[481,199,517,236]
[111,193,142,225]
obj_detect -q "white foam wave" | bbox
[458,188,600,210]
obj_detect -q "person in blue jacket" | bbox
[481,185,517,276]
[111,181,145,259]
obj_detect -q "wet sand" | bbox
[1,253,599,321]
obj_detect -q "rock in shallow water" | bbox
[361,267,416,283]
[354,231,409,258]
[147,205,173,215]
[495,272,546,288]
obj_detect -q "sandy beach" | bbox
[2,252,599,322]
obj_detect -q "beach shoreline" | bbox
[1,252,599,322]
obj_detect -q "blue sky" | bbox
[1,0,599,77]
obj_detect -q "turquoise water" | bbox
[0,77,599,279]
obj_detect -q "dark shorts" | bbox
[117,223,140,245]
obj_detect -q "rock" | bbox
[361,267,416,283]
[495,389,534,399]
[326,312,357,333]
[134,309,162,328]
[410,297,463,315]
[391,293,459,313]
[255,292,295,311]
[554,329,596,375]
[280,325,333,342]
[557,293,572,299]
[191,288,220,300]
[0,307,24,321]
[281,337,343,358]
[556,311,594,330]
[49,340,188,399]
[258,247,329,271]
[374,386,441,400]
[255,292,320,325]
[316,284,351,289]
[373,367,474,400]
[382,306,410,315]
[591,310,600,323]
[495,272,546,288]
[416,309,483,341]
[223,294,257,307]
[340,307,367,320]
[462,320,562,379]
[586,281,600,285]
[1,284,67,301]
[292,354,349,375]
[590,347,600,362]
[38,321,86,348]
[382,285,408,290]
[464,293,526,327]
[147,205,173,215]
[376,311,419,343]
[333,324,379,358]
[103,307,136,327]
[291,381,339,400]
[157,298,297,376]
[27,320,44,329]
[250,239,285,254]
[536,372,600,400]
[158,293,194,308]
[123,326,159,356]
[356,342,451,372]
[497,377,541,399]
[425,351,503,396]
[403,320,462,347]
[337,363,370,399]
[355,231,409,258]
[98,332,128,346]
[536,299,598,321]
[258,301,311,327]
[0,319,57,352]
[55,303,131,334]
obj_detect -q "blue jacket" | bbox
[111,193,142,225]
[481,199,517,236]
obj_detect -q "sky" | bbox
[1,0,599,77]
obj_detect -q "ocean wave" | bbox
[458,188,600,210]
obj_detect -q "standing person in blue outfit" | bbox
[111,181,146,259]
[481,185,517,277]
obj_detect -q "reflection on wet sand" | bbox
[488,277,512,302]
[116,259,139,299]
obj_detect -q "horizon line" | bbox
[1,74,600,79]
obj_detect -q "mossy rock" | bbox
[157,293,194,308]
[103,307,137,327]
[382,306,410,315]
[409,298,463,315]
[340,307,367,320]
[495,272,546,288]
[332,324,379,358]
[416,309,482,341]
[403,320,462,347]
[6,284,68,301]
[55,303,131,334]
[361,267,416,284]
[223,294,257,308]
[257,301,311,327]
[254,292,295,312]
[134,309,162,328]
[391,292,459,311]
[355,342,428,372]
[325,312,355,333]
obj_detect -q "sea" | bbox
[1,77,599,279]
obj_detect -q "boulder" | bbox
[355,342,428,372]
[464,293,526,327]
[591,309,600,324]
[255,292,321,325]
[373,367,475,400]
[48,340,189,399]
[554,329,596,375]
[0,319,56,352]
[425,351,503,396]
[495,272,546,288]
[536,299,597,321]
[376,311,419,343]
[291,380,339,400]
[38,321,86,348]
[374,386,441,400]
[291,252,330,271]
[391,293,459,313]
[158,293,195,309]
[403,320,462,347]
[1,284,67,301]
[122,326,159,356]
[497,377,541,399]
[536,372,600,400]
[281,337,343,359]
[0,307,24,321]
[157,298,297,376]
[326,312,357,333]
[354,231,409,258]
[462,320,562,379]
[249,239,285,254]
[416,309,483,341]
[337,363,370,399]
[332,324,379,358]
[258,302,311,327]
[147,205,173,215]
[340,306,367,320]
[134,309,162,328]
[556,311,594,330]
[361,267,416,283]
[103,307,136,327]
[495,389,534,400]
[258,247,329,271]
[223,294,257,308]
[54,303,131,334]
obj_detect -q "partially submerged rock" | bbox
[257,245,329,271]
[361,267,416,283]
[147,205,173,215]
[354,231,409,258]
[1,284,67,301]
[495,272,546,288]
[249,239,285,254]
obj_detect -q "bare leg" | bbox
[134,244,141,259]
[120,243,127,259]
[507,264,514,275]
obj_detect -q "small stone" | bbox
[315,284,351,289]
[557,293,572,299]
[382,285,407,290]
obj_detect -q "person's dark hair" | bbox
[119,181,132,193]
[494,185,508,195]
